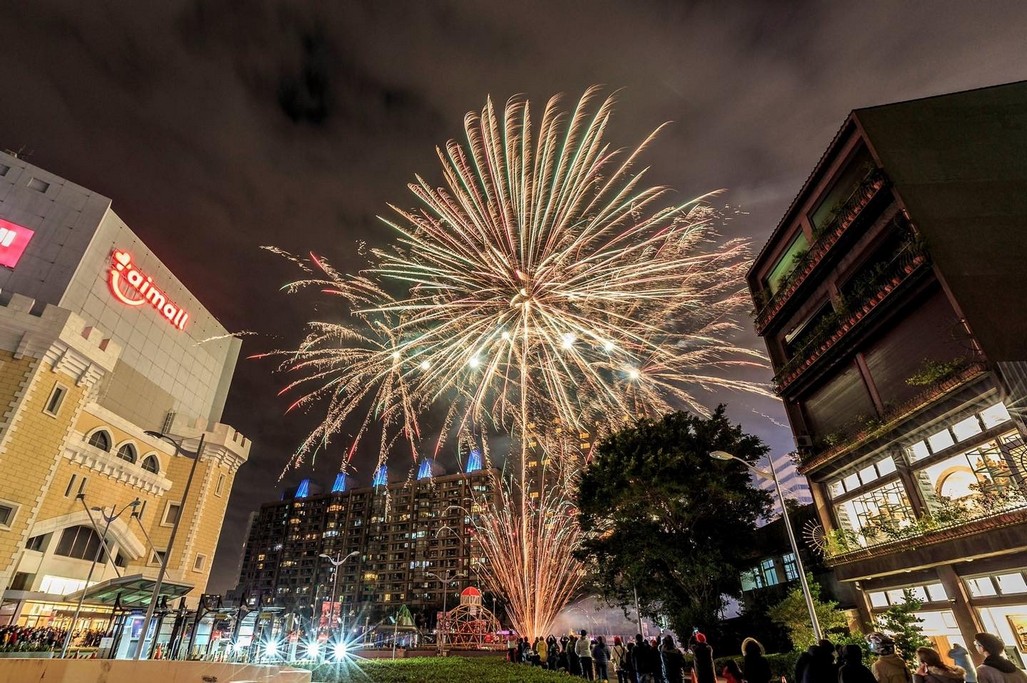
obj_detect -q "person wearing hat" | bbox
[690,632,716,683]
[974,632,1027,683]
[867,632,912,683]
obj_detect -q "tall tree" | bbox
[768,573,849,649]
[877,589,930,667]
[575,408,773,637]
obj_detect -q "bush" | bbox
[298,656,573,683]
[714,652,800,680]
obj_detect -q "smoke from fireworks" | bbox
[270,87,768,637]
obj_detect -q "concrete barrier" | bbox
[0,659,311,683]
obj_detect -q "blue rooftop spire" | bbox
[417,458,433,480]
[466,447,482,473]
[331,472,347,493]
[372,464,388,487]
[295,478,310,499]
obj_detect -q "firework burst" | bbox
[270,87,768,637]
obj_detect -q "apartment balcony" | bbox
[754,169,890,334]
[796,360,988,473]
[822,499,1027,567]
[773,244,930,395]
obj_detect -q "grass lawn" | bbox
[299,656,576,682]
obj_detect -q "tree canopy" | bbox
[575,407,773,637]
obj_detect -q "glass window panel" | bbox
[886,589,905,603]
[833,481,916,544]
[925,583,948,601]
[828,480,845,498]
[908,586,928,602]
[965,577,998,597]
[844,473,861,492]
[859,465,878,486]
[908,441,931,462]
[952,416,983,442]
[765,233,810,295]
[996,573,1027,595]
[869,592,889,608]
[783,553,798,581]
[928,429,956,453]
[876,456,897,475]
[981,403,1011,428]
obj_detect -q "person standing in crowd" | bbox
[612,636,629,683]
[577,630,595,681]
[690,632,717,683]
[548,635,560,671]
[593,636,611,682]
[538,635,549,668]
[634,634,655,683]
[868,632,913,683]
[913,646,966,683]
[741,637,772,683]
[623,642,637,683]
[721,659,743,683]
[949,643,977,683]
[660,635,684,683]
[794,643,817,683]
[974,632,1027,683]
[802,639,838,683]
[569,635,582,676]
[507,633,518,663]
[838,643,877,683]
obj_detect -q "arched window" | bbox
[116,443,137,464]
[87,430,112,452]
[141,455,160,474]
[55,525,108,562]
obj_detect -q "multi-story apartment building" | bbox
[233,467,497,631]
[748,82,1027,660]
[0,151,249,657]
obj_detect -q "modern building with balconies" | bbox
[748,81,1027,660]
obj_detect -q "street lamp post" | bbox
[60,497,140,658]
[133,431,205,660]
[318,551,360,637]
[710,450,822,641]
[425,569,465,654]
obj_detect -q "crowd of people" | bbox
[505,628,1027,683]
[0,625,108,651]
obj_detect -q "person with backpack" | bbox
[612,637,630,683]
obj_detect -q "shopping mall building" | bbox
[0,150,249,656]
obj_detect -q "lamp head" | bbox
[346,551,360,558]
[710,450,735,461]
[130,498,141,508]
[319,553,332,560]
[90,506,103,512]
[144,430,164,439]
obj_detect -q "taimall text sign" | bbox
[108,249,189,330]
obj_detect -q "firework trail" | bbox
[271,87,769,637]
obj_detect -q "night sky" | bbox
[1,1,1026,593]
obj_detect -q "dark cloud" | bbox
[1,0,1026,593]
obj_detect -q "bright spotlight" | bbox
[305,641,320,659]
[265,640,279,657]
[391,351,400,360]
[333,641,348,660]
[501,330,511,341]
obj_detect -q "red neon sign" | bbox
[108,250,189,331]
[0,218,35,269]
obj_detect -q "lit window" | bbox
[996,573,1027,595]
[885,589,905,604]
[859,465,877,486]
[760,558,779,586]
[908,586,928,602]
[868,592,888,608]
[952,416,983,442]
[981,403,1011,429]
[925,583,948,601]
[965,577,997,597]
[907,441,931,462]
[828,480,845,497]
[876,456,896,476]
[928,428,955,454]
[843,473,860,491]
[783,553,798,581]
